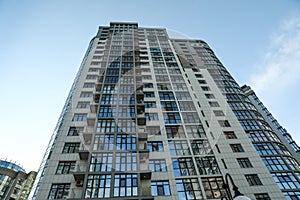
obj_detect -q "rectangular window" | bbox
[89,153,113,172]
[114,174,138,197]
[191,140,212,155]
[145,101,157,108]
[151,181,171,196]
[161,101,178,111]
[62,143,80,153]
[201,86,210,91]
[86,75,97,80]
[85,175,111,198]
[67,127,84,136]
[169,140,190,156]
[77,101,90,109]
[195,157,220,175]
[83,83,95,88]
[181,112,200,123]
[205,93,215,99]
[237,158,253,168]
[72,114,87,121]
[178,101,196,111]
[80,92,93,98]
[224,131,237,139]
[254,193,271,200]
[145,113,159,121]
[163,113,181,124]
[148,141,164,152]
[172,157,196,176]
[272,172,300,189]
[209,101,220,107]
[116,134,136,150]
[175,92,192,100]
[149,159,167,172]
[166,126,185,138]
[48,183,70,199]
[213,110,225,116]
[185,125,206,138]
[96,120,116,133]
[201,177,226,199]
[159,92,175,100]
[176,178,203,199]
[144,92,155,98]
[56,161,76,174]
[116,152,137,171]
[93,135,114,151]
[245,174,263,186]
[218,120,231,127]
[230,144,244,153]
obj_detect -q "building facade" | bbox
[0,159,37,200]
[29,22,300,200]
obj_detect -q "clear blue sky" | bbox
[0,0,299,171]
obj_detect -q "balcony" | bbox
[140,171,151,180]
[87,116,96,127]
[78,150,89,160]
[137,115,146,125]
[137,104,145,114]
[93,92,100,103]
[73,172,85,187]
[90,103,98,113]
[138,132,148,141]
[95,83,102,92]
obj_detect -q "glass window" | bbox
[161,101,178,111]
[163,113,181,124]
[114,174,138,197]
[159,92,175,100]
[262,156,289,171]
[182,112,200,123]
[151,181,171,196]
[145,101,157,108]
[213,110,225,116]
[116,134,136,150]
[175,92,192,100]
[116,152,137,171]
[89,153,113,172]
[77,101,90,109]
[176,178,203,200]
[62,143,80,153]
[237,158,253,168]
[196,157,220,175]
[93,134,114,150]
[169,140,191,156]
[166,126,185,138]
[80,91,93,98]
[230,144,244,153]
[148,141,164,152]
[209,101,220,107]
[172,158,196,176]
[56,161,76,174]
[254,193,271,200]
[145,113,159,121]
[48,183,70,200]
[83,83,95,88]
[245,174,263,186]
[224,131,237,139]
[202,177,226,199]
[185,125,206,138]
[149,159,167,172]
[253,143,277,155]
[85,175,111,198]
[67,126,84,136]
[191,140,212,155]
[218,120,231,127]
[147,126,161,135]
[272,172,300,189]
[72,113,87,121]
[144,92,155,98]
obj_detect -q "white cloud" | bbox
[251,15,300,92]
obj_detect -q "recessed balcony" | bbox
[140,171,151,180]
[78,150,89,160]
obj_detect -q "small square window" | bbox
[245,174,262,186]
[224,131,237,139]
[254,193,271,200]
[218,120,231,127]
[201,86,210,91]
[209,101,220,107]
[205,93,215,99]
[230,144,244,152]
[213,110,225,116]
[237,158,253,168]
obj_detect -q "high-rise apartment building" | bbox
[0,159,37,200]
[29,22,300,200]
